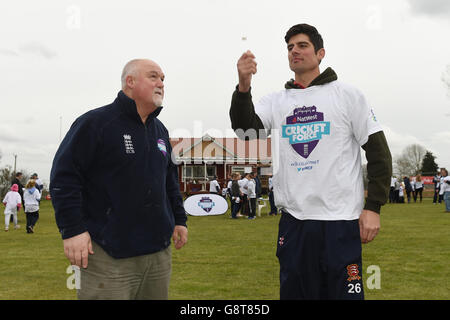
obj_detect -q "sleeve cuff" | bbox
[363,200,381,214]
[175,219,187,228]
[59,223,88,240]
[234,84,252,97]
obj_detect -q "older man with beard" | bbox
[50,59,188,300]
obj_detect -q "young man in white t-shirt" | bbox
[238,173,250,216]
[230,23,392,299]
[209,176,220,194]
[247,173,257,220]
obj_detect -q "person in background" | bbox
[389,176,396,203]
[238,173,250,217]
[226,175,233,200]
[268,174,278,215]
[398,182,405,203]
[414,174,424,203]
[247,173,257,220]
[23,179,41,233]
[253,171,262,199]
[393,177,400,203]
[433,171,442,204]
[441,168,450,212]
[11,172,25,212]
[403,176,413,204]
[230,173,242,219]
[3,184,22,231]
[31,173,44,193]
[209,175,220,194]
[410,177,416,201]
[439,168,446,204]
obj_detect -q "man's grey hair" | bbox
[121,59,143,89]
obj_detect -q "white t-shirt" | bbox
[255,80,383,221]
[238,178,249,195]
[268,177,274,191]
[247,179,256,198]
[3,191,22,215]
[390,177,397,188]
[209,180,220,193]
[442,176,450,193]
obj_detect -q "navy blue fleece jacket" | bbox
[50,91,187,258]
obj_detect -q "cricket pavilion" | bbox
[169,134,272,195]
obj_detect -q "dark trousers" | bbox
[433,189,441,203]
[248,198,256,218]
[276,212,364,300]
[269,191,278,214]
[393,190,400,203]
[389,187,395,203]
[406,190,412,203]
[26,211,39,229]
[414,188,423,202]
[240,195,249,216]
[231,199,241,218]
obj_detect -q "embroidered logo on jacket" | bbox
[123,134,135,154]
[157,139,167,156]
[282,106,330,159]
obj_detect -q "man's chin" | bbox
[153,97,163,107]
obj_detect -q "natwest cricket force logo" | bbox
[282,106,330,159]
[198,197,215,213]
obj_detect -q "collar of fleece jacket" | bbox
[284,67,338,89]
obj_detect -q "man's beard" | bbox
[153,93,163,107]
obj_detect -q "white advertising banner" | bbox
[184,194,228,216]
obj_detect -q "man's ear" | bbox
[126,75,135,89]
[317,48,325,64]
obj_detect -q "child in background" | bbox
[23,179,41,233]
[3,184,22,231]
[398,182,405,203]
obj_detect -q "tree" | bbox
[420,151,439,176]
[0,166,31,198]
[0,165,14,198]
[393,144,426,177]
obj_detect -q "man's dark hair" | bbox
[16,172,22,177]
[284,23,324,53]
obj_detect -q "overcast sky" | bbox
[1,0,449,185]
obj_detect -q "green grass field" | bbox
[0,198,449,300]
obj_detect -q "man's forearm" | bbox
[230,85,265,138]
[362,131,392,213]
